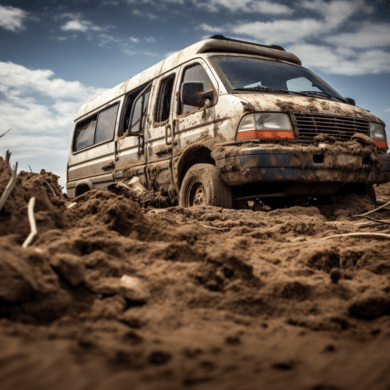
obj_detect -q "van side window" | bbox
[179,64,215,115]
[156,75,175,123]
[73,103,119,152]
[74,117,97,151]
[121,83,149,136]
[129,86,151,133]
[95,104,119,144]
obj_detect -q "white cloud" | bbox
[133,9,157,19]
[231,19,327,45]
[123,49,138,55]
[300,0,372,28]
[224,0,381,49]
[128,0,184,6]
[0,62,107,184]
[250,1,292,14]
[287,44,390,75]
[144,51,159,57]
[129,37,140,43]
[61,19,104,32]
[98,33,124,46]
[0,5,29,32]
[0,61,106,137]
[193,0,292,14]
[200,23,224,33]
[145,36,156,42]
[324,22,390,48]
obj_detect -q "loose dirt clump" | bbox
[2,163,390,389]
[0,159,67,237]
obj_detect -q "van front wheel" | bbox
[179,164,232,208]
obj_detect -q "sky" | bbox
[0,0,390,189]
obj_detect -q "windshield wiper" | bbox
[298,91,346,103]
[233,86,308,97]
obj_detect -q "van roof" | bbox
[75,36,302,121]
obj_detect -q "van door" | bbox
[115,84,152,187]
[174,60,218,147]
[146,71,178,194]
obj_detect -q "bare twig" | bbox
[28,165,33,173]
[5,150,11,166]
[357,222,384,228]
[321,232,390,240]
[22,197,37,248]
[354,199,390,217]
[39,177,57,197]
[355,215,390,226]
[0,162,18,212]
[0,129,11,138]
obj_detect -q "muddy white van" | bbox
[67,35,390,207]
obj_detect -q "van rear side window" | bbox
[129,86,151,133]
[156,75,175,123]
[73,103,119,152]
[95,104,119,144]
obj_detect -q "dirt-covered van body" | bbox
[67,36,390,207]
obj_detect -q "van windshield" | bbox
[209,56,345,102]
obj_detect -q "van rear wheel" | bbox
[179,164,233,208]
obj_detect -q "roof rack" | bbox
[209,35,285,52]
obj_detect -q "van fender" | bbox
[174,143,217,190]
[74,179,94,197]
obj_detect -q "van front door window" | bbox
[179,64,215,115]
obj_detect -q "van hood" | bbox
[235,93,384,125]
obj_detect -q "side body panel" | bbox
[67,99,122,197]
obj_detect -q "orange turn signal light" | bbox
[237,130,295,140]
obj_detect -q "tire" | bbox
[364,184,377,205]
[339,183,376,205]
[179,164,233,208]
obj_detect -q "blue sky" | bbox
[0,0,390,188]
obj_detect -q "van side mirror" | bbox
[345,97,355,106]
[181,82,214,107]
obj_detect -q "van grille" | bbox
[293,113,369,142]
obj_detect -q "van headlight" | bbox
[237,113,295,140]
[370,122,387,148]
[370,122,386,140]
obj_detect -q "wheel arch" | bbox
[175,144,216,189]
[74,179,94,197]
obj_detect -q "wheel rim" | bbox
[188,181,206,206]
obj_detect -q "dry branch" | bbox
[0,162,18,212]
[354,199,390,217]
[321,232,390,240]
[22,197,37,248]
[0,128,11,138]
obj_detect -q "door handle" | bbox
[165,124,172,145]
[138,136,144,155]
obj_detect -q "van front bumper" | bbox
[214,145,390,188]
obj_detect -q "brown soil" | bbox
[2,157,390,390]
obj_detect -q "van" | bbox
[67,35,390,207]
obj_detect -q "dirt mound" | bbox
[2,165,390,389]
[0,159,67,237]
